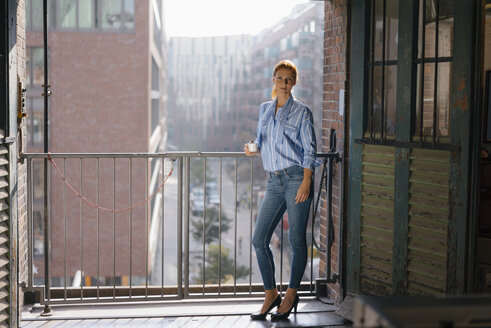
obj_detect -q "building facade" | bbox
[167,35,252,151]
[250,2,324,148]
[320,0,490,304]
[25,0,167,287]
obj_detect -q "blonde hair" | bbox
[271,59,298,99]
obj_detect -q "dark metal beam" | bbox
[392,0,420,296]
[447,0,478,295]
[347,0,371,294]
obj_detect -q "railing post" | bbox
[249,157,253,294]
[177,157,183,299]
[42,157,51,316]
[27,158,33,288]
[184,156,190,297]
[41,0,52,315]
[326,152,333,280]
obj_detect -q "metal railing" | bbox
[22,150,339,310]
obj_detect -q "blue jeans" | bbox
[252,165,312,290]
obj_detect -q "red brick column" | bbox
[17,0,29,322]
[321,0,348,305]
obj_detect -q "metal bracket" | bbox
[315,274,340,300]
[0,136,15,144]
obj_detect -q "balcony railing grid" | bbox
[22,151,338,309]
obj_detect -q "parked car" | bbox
[208,193,220,206]
[191,189,205,216]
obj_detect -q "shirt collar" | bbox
[273,95,294,115]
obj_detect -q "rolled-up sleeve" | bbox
[254,104,265,149]
[299,109,318,171]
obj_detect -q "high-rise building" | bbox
[25,0,167,286]
[250,2,324,147]
[167,35,253,151]
[167,3,324,152]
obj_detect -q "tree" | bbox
[196,244,249,284]
[191,207,232,244]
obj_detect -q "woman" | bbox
[244,60,318,321]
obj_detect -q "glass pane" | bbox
[29,0,54,31]
[79,0,93,28]
[31,0,43,30]
[124,0,135,29]
[424,21,436,58]
[373,0,384,61]
[32,48,45,85]
[385,0,399,61]
[384,65,397,135]
[26,49,31,85]
[415,63,422,136]
[417,0,437,58]
[33,161,45,200]
[33,211,44,256]
[372,66,383,135]
[416,63,436,136]
[31,99,44,145]
[436,62,451,136]
[26,0,31,29]
[101,0,122,29]
[438,16,453,57]
[58,0,76,28]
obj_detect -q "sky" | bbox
[163,0,312,38]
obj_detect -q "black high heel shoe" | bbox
[250,295,281,320]
[270,294,299,321]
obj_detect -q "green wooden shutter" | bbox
[0,131,10,324]
[360,144,395,295]
[407,148,449,294]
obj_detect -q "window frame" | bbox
[366,0,399,141]
[26,0,135,33]
[414,0,454,145]
[357,0,459,152]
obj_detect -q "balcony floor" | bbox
[21,297,350,327]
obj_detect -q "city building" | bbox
[250,2,325,148]
[167,3,324,153]
[167,35,252,151]
[24,0,167,287]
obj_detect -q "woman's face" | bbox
[273,67,296,97]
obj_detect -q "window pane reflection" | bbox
[385,0,398,61]
[79,0,93,28]
[437,62,451,136]
[58,0,76,28]
[101,1,123,29]
[385,65,397,135]
[124,0,135,29]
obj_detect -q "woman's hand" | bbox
[295,168,313,204]
[295,180,311,204]
[244,140,259,157]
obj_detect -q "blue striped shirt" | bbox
[254,95,319,172]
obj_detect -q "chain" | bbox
[312,157,328,252]
[47,153,175,213]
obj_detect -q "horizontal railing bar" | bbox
[36,296,183,305]
[32,283,316,303]
[22,151,337,159]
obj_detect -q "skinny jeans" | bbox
[252,165,312,290]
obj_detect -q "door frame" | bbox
[347,0,481,295]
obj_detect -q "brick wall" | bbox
[321,0,348,305]
[17,0,28,325]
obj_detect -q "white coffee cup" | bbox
[248,143,258,153]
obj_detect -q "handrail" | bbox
[22,150,339,307]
